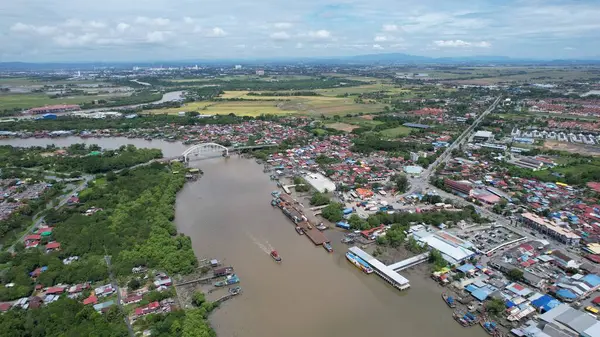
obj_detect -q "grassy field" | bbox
[0,77,102,86]
[145,101,296,117]
[379,126,412,138]
[147,89,387,116]
[0,93,101,110]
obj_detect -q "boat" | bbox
[341,237,354,244]
[452,311,470,327]
[442,293,456,308]
[271,199,278,207]
[480,321,499,336]
[345,252,374,274]
[323,242,333,253]
[214,274,240,287]
[316,223,328,231]
[271,191,281,197]
[295,226,304,235]
[270,250,282,262]
[228,286,242,296]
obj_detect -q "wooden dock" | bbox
[298,221,329,245]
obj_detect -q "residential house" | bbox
[134,301,160,317]
[94,284,115,297]
[45,242,61,253]
[123,295,143,305]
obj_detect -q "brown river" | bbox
[0,137,485,337]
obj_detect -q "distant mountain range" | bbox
[1,53,599,70]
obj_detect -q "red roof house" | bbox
[45,242,61,251]
[123,295,143,305]
[0,302,11,312]
[134,301,160,316]
[24,234,42,242]
[83,295,98,305]
[46,287,65,295]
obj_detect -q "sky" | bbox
[1,0,600,62]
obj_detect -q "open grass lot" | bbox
[316,83,409,96]
[543,140,600,157]
[0,77,103,86]
[0,93,100,110]
[324,122,359,132]
[379,126,412,138]
[145,100,296,117]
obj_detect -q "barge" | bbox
[345,252,374,274]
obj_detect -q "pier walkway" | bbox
[388,252,430,271]
[349,247,410,290]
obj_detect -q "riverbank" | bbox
[0,136,486,337]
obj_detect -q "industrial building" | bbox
[473,130,494,142]
[24,104,81,115]
[412,231,476,265]
[444,179,473,197]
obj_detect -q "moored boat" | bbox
[442,293,456,308]
[271,199,278,207]
[345,252,374,274]
[480,321,499,335]
[323,242,333,253]
[214,274,240,287]
[270,250,282,262]
[341,237,354,244]
[229,286,242,296]
[295,226,304,235]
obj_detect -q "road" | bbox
[401,96,502,197]
[105,255,135,337]
[6,175,93,253]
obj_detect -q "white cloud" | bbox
[433,39,491,48]
[183,17,195,24]
[374,35,388,42]
[135,17,170,26]
[270,31,291,40]
[53,33,98,47]
[295,42,303,49]
[306,30,331,39]
[373,44,384,50]
[116,23,130,33]
[382,24,399,32]
[205,27,227,37]
[146,31,169,43]
[564,46,575,50]
[96,38,126,45]
[235,44,246,49]
[10,23,58,36]
[88,21,106,29]
[274,22,293,29]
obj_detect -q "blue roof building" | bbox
[583,274,600,288]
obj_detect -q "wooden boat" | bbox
[442,293,456,308]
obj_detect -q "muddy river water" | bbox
[0,137,485,337]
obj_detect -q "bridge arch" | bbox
[182,143,229,161]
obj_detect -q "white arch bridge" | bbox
[181,142,278,162]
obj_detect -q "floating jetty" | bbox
[272,193,330,246]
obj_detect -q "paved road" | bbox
[400,96,502,199]
[105,255,135,337]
